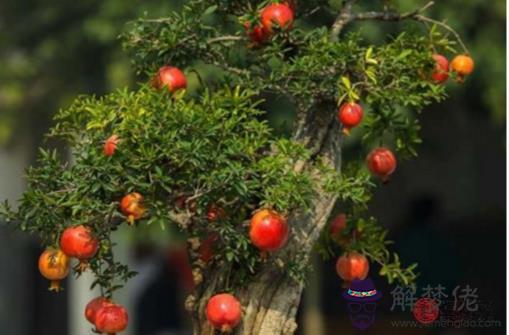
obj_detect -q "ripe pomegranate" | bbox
[206,293,242,332]
[329,213,346,237]
[199,234,219,263]
[338,102,363,135]
[336,252,369,281]
[243,21,269,44]
[85,297,112,324]
[260,3,294,34]
[249,209,289,252]
[431,54,449,84]
[329,213,350,245]
[450,54,474,82]
[95,303,128,334]
[104,135,119,157]
[175,195,197,212]
[60,225,99,269]
[207,204,226,222]
[366,147,397,182]
[152,66,187,93]
[120,192,146,225]
[38,248,70,292]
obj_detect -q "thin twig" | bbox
[334,1,468,53]
[303,6,321,18]
[139,17,174,23]
[207,35,244,44]
[414,15,469,53]
[209,60,250,76]
[352,1,434,21]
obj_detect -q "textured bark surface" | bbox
[189,105,342,335]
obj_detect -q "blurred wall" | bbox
[0,142,31,334]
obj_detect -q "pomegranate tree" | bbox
[1,1,473,334]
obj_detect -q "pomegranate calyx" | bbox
[49,280,62,292]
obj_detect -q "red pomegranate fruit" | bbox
[206,293,242,332]
[260,3,294,34]
[104,135,119,157]
[329,213,350,245]
[244,22,269,44]
[60,225,99,270]
[175,195,197,212]
[329,213,347,238]
[94,303,129,334]
[207,204,226,222]
[366,147,397,182]
[431,54,449,84]
[338,102,363,135]
[85,296,112,324]
[152,66,187,93]
[199,234,219,263]
[120,192,146,225]
[249,209,289,252]
[336,252,370,281]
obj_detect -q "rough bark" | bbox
[188,104,343,335]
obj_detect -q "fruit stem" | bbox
[78,260,90,272]
[49,280,62,292]
[260,251,269,261]
[455,74,466,84]
[221,325,233,333]
[342,128,351,136]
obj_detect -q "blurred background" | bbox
[0,0,505,334]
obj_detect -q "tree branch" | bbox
[207,35,244,44]
[329,1,468,53]
[352,1,434,21]
[413,15,469,53]
[330,0,358,41]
